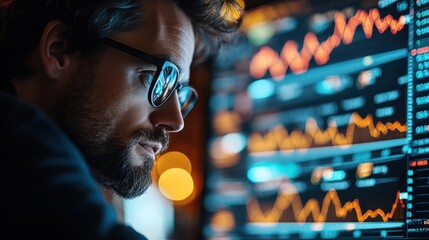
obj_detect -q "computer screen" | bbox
[203,0,429,239]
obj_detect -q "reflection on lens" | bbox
[179,87,191,105]
[153,65,178,106]
[179,86,198,117]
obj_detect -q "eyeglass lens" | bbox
[151,61,197,117]
[152,64,179,106]
[178,86,197,117]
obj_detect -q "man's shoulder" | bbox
[0,91,77,157]
[0,92,148,239]
[0,91,55,131]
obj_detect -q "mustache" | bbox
[132,127,170,151]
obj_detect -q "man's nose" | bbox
[149,92,184,132]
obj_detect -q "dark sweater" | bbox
[0,92,147,239]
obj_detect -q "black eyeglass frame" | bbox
[102,38,197,116]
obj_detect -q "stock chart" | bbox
[203,0,429,239]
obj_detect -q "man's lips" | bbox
[138,142,163,156]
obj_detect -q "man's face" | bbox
[55,0,195,198]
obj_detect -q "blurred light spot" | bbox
[157,151,192,175]
[277,83,302,101]
[322,170,346,181]
[248,166,272,183]
[375,106,394,118]
[209,137,240,168]
[311,223,324,231]
[311,167,331,184]
[342,96,365,111]
[281,163,300,179]
[362,56,373,66]
[221,133,247,154]
[247,162,300,183]
[400,192,408,200]
[213,110,241,135]
[173,187,197,206]
[316,75,351,95]
[233,91,253,119]
[275,17,297,34]
[159,168,194,201]
[357,68,380,88]
[248,79,275,99]
[247,23,276,46]
[310,14,330,33]
[353,230,362,238]
[210,209,235,232]
[356,162,373,179]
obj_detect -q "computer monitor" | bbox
[203,0,429,239]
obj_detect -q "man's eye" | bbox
[139,71,156,86]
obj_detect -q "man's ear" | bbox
[38,20,73,80]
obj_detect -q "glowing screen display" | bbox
[203,0,429,239]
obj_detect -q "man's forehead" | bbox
[111,0,194,82]
[139,0,194,82]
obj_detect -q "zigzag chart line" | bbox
[249,8,406,79]
[248,113,407,153]
[247,182,405,223]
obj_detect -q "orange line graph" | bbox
[249,8,406,80]
[248,113,407,153]
[247,182,405,223]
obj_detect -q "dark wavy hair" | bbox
[0,0,242,83]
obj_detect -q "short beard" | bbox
[85,128,169,199]
[54,58,168,199]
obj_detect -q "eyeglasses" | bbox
[102,38,198,117]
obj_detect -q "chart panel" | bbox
[203,0,428,239]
